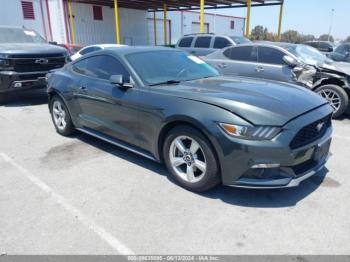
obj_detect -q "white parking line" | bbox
[0,152,134,255]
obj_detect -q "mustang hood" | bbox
[154,77,328,126]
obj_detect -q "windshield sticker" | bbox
[24,30,36,36]
[188,55,205,64]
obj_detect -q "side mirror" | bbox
[110,75,133,89]
[345,51,350,58]
[283,55,299,67]
[49,41,58,45]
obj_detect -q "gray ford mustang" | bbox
[47,47,333,192]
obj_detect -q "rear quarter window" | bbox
[80,46,101,55]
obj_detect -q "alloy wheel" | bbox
[169,136,207,183]
[52,100,67,131]
[318,89,341,112]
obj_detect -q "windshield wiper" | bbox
[149,80,181,86]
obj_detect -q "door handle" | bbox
[79,86,88,91]
[255,66,264,73]
[218,63,228,69]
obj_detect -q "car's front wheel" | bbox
[163,126,221,192]
[49,95,75,136]
[316,84,349,118]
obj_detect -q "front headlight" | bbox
[219,123,281,140]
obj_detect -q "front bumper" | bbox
[0,71,47,93]
[230,136,331,189]
[215,104,333,188]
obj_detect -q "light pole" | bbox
[328,8,335,42]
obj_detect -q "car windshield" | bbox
[283,44,330,65]
[0,28,46,44]
[230,36,251,45]
[126,50,219,85]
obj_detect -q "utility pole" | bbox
[328,8,335,42]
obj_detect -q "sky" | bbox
[211,0,349,40]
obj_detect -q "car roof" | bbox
[105,46,179,56]
[83,44,127,49]
[182,33,242,38]
[99,44,127,48]
[229,41,296,48]
[183,33,215,37]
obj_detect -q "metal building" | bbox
[0,0,284,46]
[147,11,246,46]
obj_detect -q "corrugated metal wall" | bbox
[149,11,245,45]
[0,0,47,38]
[71,2,148,46]
[48,0,67,43]
[147,19,171,46]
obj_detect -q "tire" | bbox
[315,84,349,118]
[49,95,75,136]
[163,125,221,192]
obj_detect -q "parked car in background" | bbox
[329,43,350,63]
[304,41,335,54]
[205,42,350,118]
[58,43,83,56]
[176,33,251,56]
[0,26,68,104]
[47,47,332,192]
[70,44,127,61]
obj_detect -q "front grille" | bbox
[290,114,332,149]
[9,53,65,59]
[12,56,65,73]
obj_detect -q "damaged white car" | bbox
[204,42,350,118]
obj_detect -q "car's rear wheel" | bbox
[50,95,75,136]
[316,84,349,118]
[163,126,221,192]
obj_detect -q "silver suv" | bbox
[175,33,251,56]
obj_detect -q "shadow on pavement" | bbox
[76,132,169,176]
[1,89,48,107]
[74,132,328,208]
[200,168,328,208]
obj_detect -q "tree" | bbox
[319,34,334,42]
[343,36,350,43]
[301,34,316,42]
[250,25,267,41]
[281,30,302,43]
[250,25,277,41]
[265,32,277,41]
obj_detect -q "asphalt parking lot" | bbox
[1,90,350,255]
